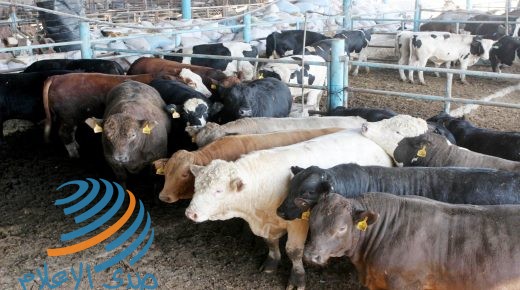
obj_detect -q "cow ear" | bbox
[85,117,104,133]
[166,104,181,119]
[317,180,333,194]
[294,197,313,211]
[290,166,305,175]
[230,178,245,192]
[190,164,204,176]
[140,120,158,135]
[153,158,168,175]
[354,210,378,230]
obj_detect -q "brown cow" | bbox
[43,73,169,158]
[305,192,520,290]
[419,21,457,33]
[85,81,170,183]
[153,127,343,203]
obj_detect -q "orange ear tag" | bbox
[301,210,311,220]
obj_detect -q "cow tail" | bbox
[42,77,53,143]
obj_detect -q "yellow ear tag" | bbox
[301,210,311,220]
[211,84,217,89]
[417,146,427,158]
[94,123,103,133]
[172,112,180,119]
[142,124,152,135]
[356,216,368,231]
[258,73,264,79]
[155,167,165,175]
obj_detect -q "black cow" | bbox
[23,59,125,74]
[428,112,520,161]
[165,42,258,80]
[464,14,509,40]
[0,70,73,144]
[265,30,329,58]
[277,163,520,220]
[216,77,292,123]
[489,35,520,73]
[309,106,397,121]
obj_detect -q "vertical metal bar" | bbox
[243,13,251,43]
[466,0,472,10]
[455,22,460,33]
[328,39,345,111]
[300,13,308,115]
[182,0,191,20]
[343,55,349,107]
[506,0,510,33]
[343,0,352,29]
[444,72,453,113]
[413,0,421,32]
[80,22,93,59]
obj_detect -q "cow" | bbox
[489,35,520,73]
[257,55,327,110]
[278,163,520,220]
[304,192,520,290]
[428,112,520,161]
[402,32,494,84]
[308,106,397,121]
[419,21,457,33]
[185,116,368,147]
[0,70,73,144]
[85,81,170,183]
[153,128,344,203]
[265,30,329,58]
[334,29,372,76]
[464,14,510,40]
[215,78,292,123]
[185,130,393,289]
[43,73,156,158]
[165,42,258,80]
[23,59,125,74]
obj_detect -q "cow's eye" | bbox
[215,189,223,194]
[182,172,189,178]
[337,226,348,233]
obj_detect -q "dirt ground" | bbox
[1,67,519,290]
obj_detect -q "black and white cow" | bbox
[165,42,258,80]
[215,77,292,123]
[265,30,329,58]
[334,29,372,75]
[407,33,494,84]
[277,163,520,220]
[428,112,520,161]
[23,59,125,74]
[464,14,510,40]
[489,35,520,73]
[258,55,327,110]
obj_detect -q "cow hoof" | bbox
[351,72,359,77]
[408,80,414,84]
[419,81,426,85]
[286,272,305,290]
[399,78,407,82]
[65,142,80,159]
[260,257,279,273]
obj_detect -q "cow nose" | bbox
[185,208,198,221]
[114,154,129,163]
[239,109,252,117]
[311,255,322,265]
[361,123,368,133]
[159,194,172,203]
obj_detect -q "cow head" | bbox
[470,36,494,60]
[277,166,334,220]
[185,159,246,222]
[257,69,282,81]
[393,133,438,166]
[219,83,254,120]
[185,122,225,147]
[154,149,197,203]
[360,115,429,164]
[304,193,378,265]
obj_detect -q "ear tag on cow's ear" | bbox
[301,210,311,220]
[94,123,103,133]
[155,167,165,175]
[211,84,217,89]
[258,73,264,79]
[357,216,368,231]
[172,112,180,119]
[142,124,152,135]
[417,145,427,158]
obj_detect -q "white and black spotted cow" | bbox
[258,55,327,110]
[405,32,494,84]
[490,36,520,73]
[165,42,258,80]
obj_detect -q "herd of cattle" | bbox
[1,25,520,289]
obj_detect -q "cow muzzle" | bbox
[159,192,179,204]
[185,207,199,222]
[113,153,130,163]
[238,108,253,117]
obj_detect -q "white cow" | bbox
[185,130,393,289]
[406,32,494,84]
[258,55,327,110]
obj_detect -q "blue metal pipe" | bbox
[466,0,472,9]
[329,39,345,111]
[182,0,191,20]
[79,22,92,59]
[343,0,352,29]
[243,13,251,43]
[413,0,421,32]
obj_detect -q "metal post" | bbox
[444,72,453,113]
[243,13,251,43]
[343,55,349,107]
[506,0,510,33]
[413,0,421,32]
[182,0,191,20]
[79,22,93,59]
[466,0,472,10]
[343,0,351,29]
[328,39,345,111]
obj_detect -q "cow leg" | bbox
[285,219,309,290]
[59,124,80,158]
[417,58,428,85]
[433,63,440,77]
[360,50,370,74]
[407,59,416,84]
[0,117,4,145]
[305,90,322,110]
[459,61,469,84]
[398,55,408,82]
[260,237,281,273]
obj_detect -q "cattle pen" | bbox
[1,0,520,289]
